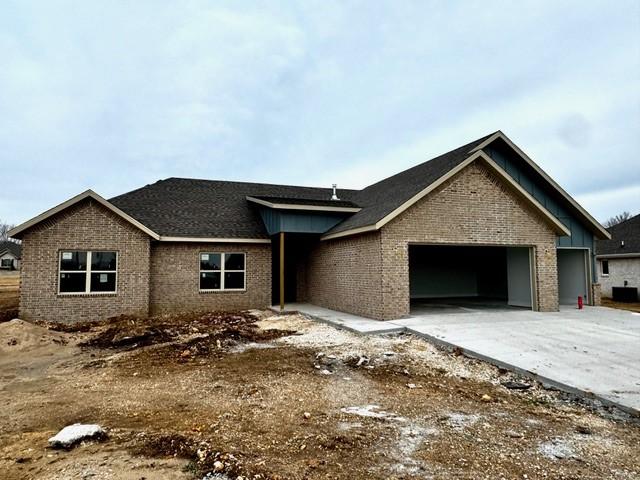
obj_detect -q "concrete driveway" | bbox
[394,305,640,414]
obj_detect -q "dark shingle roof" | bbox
[109,132,494,239]
[0,240,21,258]
[596,214,640,256]
[326,132,495,234]
[110,179,359,238]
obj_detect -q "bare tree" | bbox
[603,211,632,228]
[0,220,16,241]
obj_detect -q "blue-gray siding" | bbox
[258,207,348,235]
[485,145,597,280]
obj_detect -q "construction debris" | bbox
[48,424,106,449]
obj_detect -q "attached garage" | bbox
[557,248,590,305]
[408,244,534,312]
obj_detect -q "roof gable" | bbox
[8,190,160,240]
[0,241,21,258]
[322,151,571,240]
[470,131,610,240]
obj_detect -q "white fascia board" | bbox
[595,253,640,259]
[158,236,271,244]
[246,196,361,213]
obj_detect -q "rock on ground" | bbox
[48,424,105,448]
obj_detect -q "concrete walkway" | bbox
[276,302,640,415]
[271,303,404,334]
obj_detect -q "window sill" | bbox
[57,292,118,297]
[199,289,247,294]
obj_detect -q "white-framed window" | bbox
[199,252,245,291]
[601,260,609,276]
[59,251,117,294]
[1,258,12,268]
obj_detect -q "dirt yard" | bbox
[602,297,640,313]
[0,310,638,480]
[0,272,19,323]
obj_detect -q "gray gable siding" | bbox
[485,144,596,280]
[257,208,348,235]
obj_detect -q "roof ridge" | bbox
[162,176,361,192]
[357,131,497,193]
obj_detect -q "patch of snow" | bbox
[538,438,575,460]
[337,421,363,431]
[388,423,438,475]
[446,412,480,431]
[202,473,232,480]
[228,342,275,353]
[48,424,105,448]
[341,405,405,421]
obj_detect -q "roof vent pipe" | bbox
[331,184,339,201]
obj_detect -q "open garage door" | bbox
[409,245,533,313]
[557,248,589,305]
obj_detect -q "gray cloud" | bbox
[1,0,638,225]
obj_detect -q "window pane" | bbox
[60,272,87,292]
[60,251,87,271]
[92,251,117,271]
[602,261,609,275]
[225,253,245,271]
[1,259,11,267]
[200,253,221,270]
[224,272,245,289]
[200,272,221,290]
[90,272,116,292]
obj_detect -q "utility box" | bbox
[612,287,639,303]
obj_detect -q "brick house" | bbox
[0,241,21,270]
[596,213,640,301]
[9,131,610,323]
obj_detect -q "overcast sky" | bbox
[1,0,639,226]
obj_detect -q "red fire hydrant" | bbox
[578,296,583,309]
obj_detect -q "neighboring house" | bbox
[0,241,21,270]
[596,213,640,300]
[9,131,610,323]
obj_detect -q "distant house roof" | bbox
[0,240,21,258]
[9,130,610,242]
[596,214,640,257]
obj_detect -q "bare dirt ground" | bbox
[602,297,640,314]
[0,272,19,323]
[0,310,639,480]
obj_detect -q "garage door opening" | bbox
[409,245,534,314]
[557,248,589,305]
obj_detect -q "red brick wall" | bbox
[149,242,271,314]
[19,199,151,323]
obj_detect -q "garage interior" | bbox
[557,248,589,305]
[409,244,533,313]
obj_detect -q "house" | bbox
[8,131,610,323]
[0,241,21,270]
[596,213,640,301]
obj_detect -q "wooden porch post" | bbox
[279,231,285,311]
